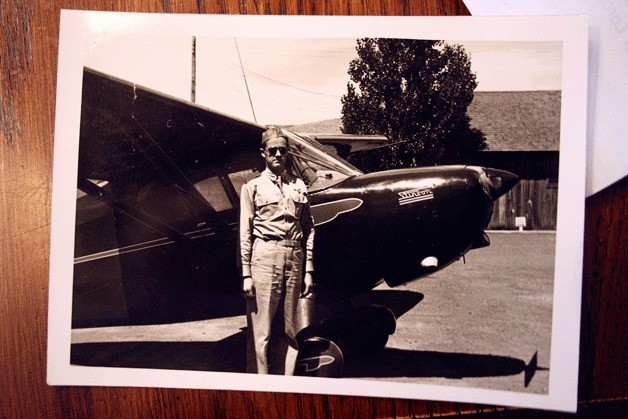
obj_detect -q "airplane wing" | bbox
[74,68,273,326]
[78,67,274,233]
[295,133,389,159]
[79,67,266,184]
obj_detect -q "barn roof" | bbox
[467,91,561,151]
[290,90,561,152]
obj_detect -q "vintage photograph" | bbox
[48,13,588,411]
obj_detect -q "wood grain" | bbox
[1,0,625,417]
[579,176,627,402]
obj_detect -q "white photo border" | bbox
[48,11,588,413]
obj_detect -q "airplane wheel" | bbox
[295,337,344,377]
[339,304,396,356]
[339,323,389,356]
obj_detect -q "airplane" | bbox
[72,68,519,377]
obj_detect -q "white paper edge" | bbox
[47,11,588,413]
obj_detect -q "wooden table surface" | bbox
[1,1,625,417]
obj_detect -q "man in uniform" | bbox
[239,126,315,375]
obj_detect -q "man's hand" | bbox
[301,272,314,297]
[242,276,255,297]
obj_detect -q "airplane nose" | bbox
[478,167,519,200]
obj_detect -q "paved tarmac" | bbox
[72,231,555,394]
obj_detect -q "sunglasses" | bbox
[265,146,288,156]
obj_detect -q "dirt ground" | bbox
[71,231,555,394]
[343,231,555,394]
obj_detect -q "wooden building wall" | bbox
[489,179,558,230]
[465,151,559,230]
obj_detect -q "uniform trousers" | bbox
[246,239,303,375]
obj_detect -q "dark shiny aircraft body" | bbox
[310,165,511,293]
[73,68,517,376]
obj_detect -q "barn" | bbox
[465,91,560,230]
[290,90,561,230]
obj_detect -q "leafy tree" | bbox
[342,38,486,171]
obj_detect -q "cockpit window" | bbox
[193,176,233,212]
[282,130,362,192]
[228,168,260,198]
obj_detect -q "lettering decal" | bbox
[296,355,336,372]
[398,187,434,206]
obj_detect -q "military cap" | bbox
[261,126,286,145]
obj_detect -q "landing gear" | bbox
[294,337,344,377]
[338,304,396,357]
[294,294,397,377]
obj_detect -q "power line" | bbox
[239,66,343,99]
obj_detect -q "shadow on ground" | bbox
[71,332,537,385]
[71,330,247,373]
[71,288,538,382]
[71,288,541,384]
[343,348,537,383]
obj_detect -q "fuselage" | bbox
[310,165,517,293]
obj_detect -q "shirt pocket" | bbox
[255,192,282,219]
[289,191,307,218]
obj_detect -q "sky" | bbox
[84,35,562,126]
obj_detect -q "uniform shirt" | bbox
[239,168,315,277]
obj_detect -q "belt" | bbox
[278,239,300,248]
[258,238,300,248]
